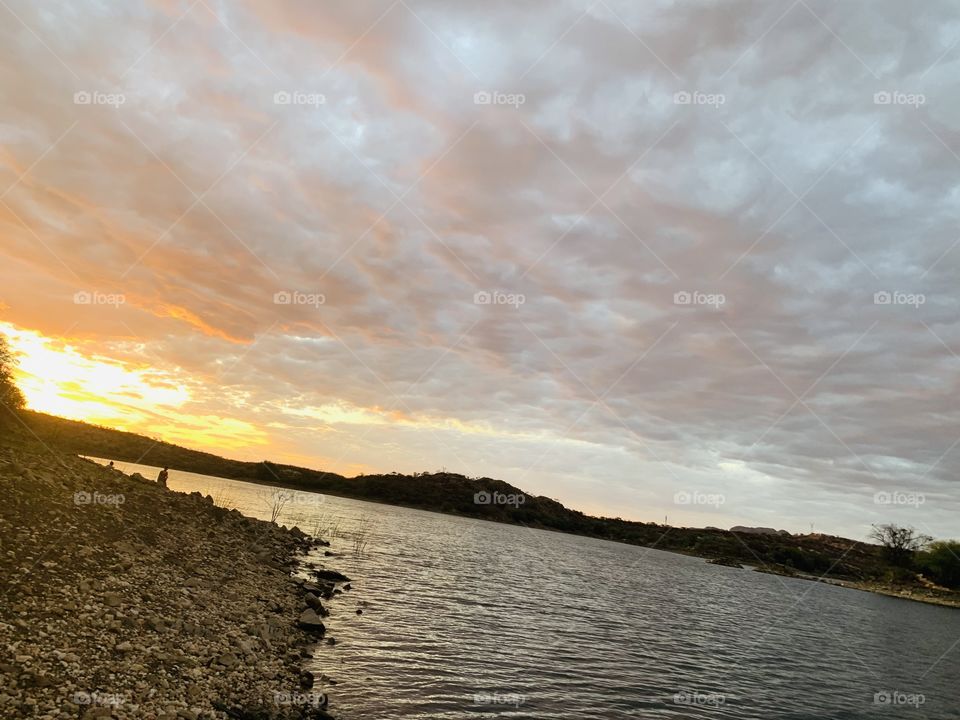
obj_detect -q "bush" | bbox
[0,334,26,424]
[918,541,960,589]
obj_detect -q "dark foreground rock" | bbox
[0,433,344,719]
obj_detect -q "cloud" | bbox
[1,0,959,538]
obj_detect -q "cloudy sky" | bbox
[1,0,958,538]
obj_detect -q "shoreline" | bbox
[0,435,350,719]
[748,564,960,609]
[88,454,960,613]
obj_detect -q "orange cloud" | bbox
[155,303,249,344]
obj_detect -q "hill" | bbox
[16,410,960,604]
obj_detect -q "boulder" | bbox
[304,593,327,616]
[297,609,326,634]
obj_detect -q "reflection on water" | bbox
[91,458,960,719]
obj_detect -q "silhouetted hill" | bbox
[17,410,955,597]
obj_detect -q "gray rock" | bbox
[296,609,326,634]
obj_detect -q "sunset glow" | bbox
[1,0,959,538]
[3,322,266,451]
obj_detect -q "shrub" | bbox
[0,333,26,424]
[918,541,960,589]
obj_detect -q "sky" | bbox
[1,0,958,539]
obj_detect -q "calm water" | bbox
[92,459,960,719]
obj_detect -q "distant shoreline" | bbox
[88,456,960,612]
[27,409,960,612]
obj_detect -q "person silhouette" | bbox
[157,467,169,488]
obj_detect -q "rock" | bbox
[299,670,314,689]
[313,569,350,583]
[304,593,327,616]
[216,652,239,668]
[116,641,134,652]
[707,557,744,569]
[297,609,326,634]
[102,592,122,607]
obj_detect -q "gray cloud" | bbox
[1,0,958,538]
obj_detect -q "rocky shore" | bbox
[0,433,349,719]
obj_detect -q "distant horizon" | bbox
[30,406,917,543]
[3,0,959,542]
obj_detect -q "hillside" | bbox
[17,411,959,602]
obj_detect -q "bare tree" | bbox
[260,488,294,524]
[869,524,932,567]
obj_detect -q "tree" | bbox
[0,333,26,424]
[869,524,932,567]
[917,541,960,589]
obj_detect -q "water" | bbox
[91,459,960,719]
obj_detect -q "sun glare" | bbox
[1,322,266,450]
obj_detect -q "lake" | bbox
[90,458,960,719]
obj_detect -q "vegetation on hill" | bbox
[18,410,960,602]
[0,334,26,425]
